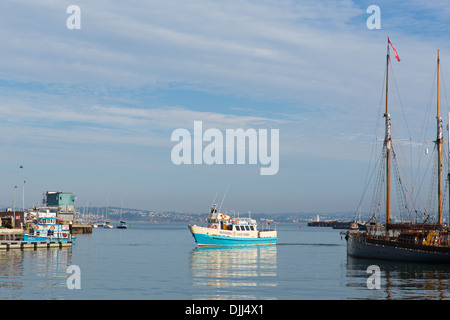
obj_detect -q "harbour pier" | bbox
[0,240,73,250]
[71,223,92,234]
[0,227,74,250]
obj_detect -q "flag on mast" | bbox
[388,37,401,62]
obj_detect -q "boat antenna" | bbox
[219,182,230,212]
[210,192,218,209]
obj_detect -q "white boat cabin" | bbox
[207,206,257,231]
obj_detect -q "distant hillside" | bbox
[77,207,360,223]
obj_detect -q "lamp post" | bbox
[20,165,25,213]
[13,185,18,228]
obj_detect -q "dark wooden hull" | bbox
[346,233,450,263]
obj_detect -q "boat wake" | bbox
[278,243,341,247]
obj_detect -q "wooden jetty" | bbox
[307,220,353,229]
[0,240,74,250]
[0,228,24,241]
[70,223,92,234]
[0,228,74,250]
[307,220,339,227]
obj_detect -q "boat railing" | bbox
[352,230,450,249]
[234,217,256,225]
[258,219,276,231]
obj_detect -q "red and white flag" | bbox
[388,37,401,62]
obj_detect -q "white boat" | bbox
[103,201,113,228]
[103,221,113,229]
[24,210,76,242]
[188,205,277,246]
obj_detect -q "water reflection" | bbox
[0,248,72,299]
[190,246,277,299]
[346,256,450,299]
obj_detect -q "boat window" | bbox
[235,226,240,231]
[250,226,254,231]
[245,226,250,231]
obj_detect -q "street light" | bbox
[13,185,18,229]
[20,165,25,213]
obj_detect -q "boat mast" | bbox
[448,111,450,227]
[385,41,391,230]
[437,50,444,225]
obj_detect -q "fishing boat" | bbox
[24,210,76,242]
[344,39,450,262]
[188,204,277,246]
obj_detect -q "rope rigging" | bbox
[356,49,450,227]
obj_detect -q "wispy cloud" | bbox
[1,1,450,212]
[1,96,285,149]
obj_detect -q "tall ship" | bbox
[345,39,450,262]
[188,204,277,246]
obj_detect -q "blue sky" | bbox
[1,1,450,215]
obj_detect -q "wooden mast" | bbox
[448,111,450,227]
[437,50,444,225]
[385,41,391,229]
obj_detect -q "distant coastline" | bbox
[75,207,365,224]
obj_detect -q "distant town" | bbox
[78,207,365,224]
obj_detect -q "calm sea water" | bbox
[0,222,449,300]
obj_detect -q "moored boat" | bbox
[103,221,113,229]
[24,210,76,242]
[346,228,450,262]
[188,205,277,246]
[116,199,127,229]
[116,221,127,229]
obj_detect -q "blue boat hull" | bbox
[23,235,76,242]
[191,232,276,246]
